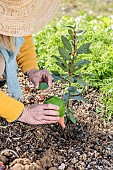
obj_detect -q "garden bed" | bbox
[0,73,113,170]
[0,1,113,169]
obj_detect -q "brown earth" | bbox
[0,72,113,170]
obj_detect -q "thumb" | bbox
[32,78,39,89]
[34,81,39,89]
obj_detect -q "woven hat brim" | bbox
[0,0,61,37]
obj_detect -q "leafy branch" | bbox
[51,24,92,123]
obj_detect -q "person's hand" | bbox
[27,69,52,92]
[18,104,60,125]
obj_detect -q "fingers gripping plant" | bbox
[51,24,92,124]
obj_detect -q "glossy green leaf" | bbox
[76,30,87,36]
[68,86,82,95]
[51,70,60,76]
[62,93,70,102]
[68,29,73,39]
[60,74,69,78]
[56,62,67,71]
[76,77,86,86]
[51,55,62,61]
[61,35,72,53]
[77,43,91,54]
[52,55,68,68]
[68,86,77,92]
[66,25,74,29]
[52,75,63,82]
[75,60,91,67]
[82,73,93,77]
[68,113,76,124]
[58,47,71,61]
[71,90,81,95]
[51,55,61,61]
[65,76,74,83]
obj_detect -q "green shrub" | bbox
[33,16,74,72]
[33,15,113,119]
[98,79,113,121]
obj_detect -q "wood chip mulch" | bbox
[0,72,113,170]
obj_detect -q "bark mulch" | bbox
[0,72,113,170]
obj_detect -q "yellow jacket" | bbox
[0,35,38,122]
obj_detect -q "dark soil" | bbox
[0,72,113,170]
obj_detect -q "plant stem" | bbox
[67,92,70,109]
[68,29,76,77]
[72,30,76,65]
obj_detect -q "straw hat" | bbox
[0,0,61,37]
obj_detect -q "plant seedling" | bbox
[51,22,92,124]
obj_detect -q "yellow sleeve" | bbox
[0,90,24,122]
[16,34,38,74]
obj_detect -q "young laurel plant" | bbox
[51,24,92,124]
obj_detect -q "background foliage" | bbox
[33,14,113,120]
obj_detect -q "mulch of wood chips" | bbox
[0,72,113,170]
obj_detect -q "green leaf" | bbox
[68,86,82,95]
[52,55,68,68]
[76,77,86,86]
[71,90,81,95]
[75,60,91,67]
[62,93,70,102]
[51,70,60,76]
[71,95,87,101]
[60,74,69,78]
[52,75,63,82]
[66,108,71,116]
[66,26,74,29]
[61,35,72,53]
[68,113,76,124]
[58,47,71,61]
[77,43,92,54]
[68,29,73,39]
[51,55,64,64]
[68,86,77,92]
[65,76,74,83]
[56,62,67,71]
[51,55,60,61]
[82,73,93,77]
[76,30,87,36]
[69,67,78,73]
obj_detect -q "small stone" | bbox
[0,155,7,163]
[10,163,23,170]
[71,157,78,164]
[23,158,31,165]
[36,160,41,166]
[31,163,41,169]
[76,152,80,156]
[58,163,65,170]
[82,153,87,161]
